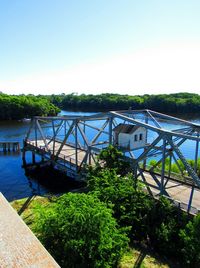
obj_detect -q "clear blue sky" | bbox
[1,0,200,95]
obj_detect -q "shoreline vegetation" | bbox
[1,92,200,120]
[48,92,200,114]
[0,93,60,120]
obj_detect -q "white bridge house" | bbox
[113,123,147,150]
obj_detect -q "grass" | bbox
[11,196,179,268]
[118,248,180,268]
[11,195,53,227]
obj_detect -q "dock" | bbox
[0,141,20,152]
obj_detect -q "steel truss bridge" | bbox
[23,109,200,214]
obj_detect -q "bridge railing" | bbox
[144,164,194,185]
[46,135,109,151]
[143,188,200,215]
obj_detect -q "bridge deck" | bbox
[26,139,95,167]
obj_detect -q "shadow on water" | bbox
[24,164,86,196]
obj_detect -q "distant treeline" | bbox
[0,93,60,120]
[1,92,200,120]
[48,92,200,113]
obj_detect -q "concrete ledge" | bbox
[0,193,60,268]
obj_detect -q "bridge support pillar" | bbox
[22,149,27,167]
[109,116,113,145]
[161,137,167,195]
[3,143,6,152]
[41,155,44,163]
[32,152,36,164]
[187,185,195,213]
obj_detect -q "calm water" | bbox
[0,111,199,201]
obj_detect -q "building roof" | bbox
[113,123,140,134]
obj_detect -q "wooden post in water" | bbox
[0,142,20,153]
[3,143,6,152]
[32,152,36,164]
[17,142,20,152]
[22,140,26,166]
[22,150,27,166]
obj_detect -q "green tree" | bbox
[87,168,154,242]
[179,214,200,267]
[94,145,132,176]
[33,193,128,268]
[0,93,60,120]
[48,92,200,114]
[148,196,188,257]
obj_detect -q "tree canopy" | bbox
[0,93,60,120]
[1,92,199,120]
[33,193,128,268]
[48,92,200,114]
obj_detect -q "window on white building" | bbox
[134,134,138,141]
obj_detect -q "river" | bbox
[0,110,199,201]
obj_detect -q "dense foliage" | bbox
[87,168,154,242]
[0,93,60,120]
[92,145,133,176]
[179,214,200,267]
[1,92,199,119]
[33,193,128,268]
[148,196,188,257]
[48,92,200,113]
[31,146,200,267]
[87,146,200,267]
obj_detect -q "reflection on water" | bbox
[0,150,47,201]
[0,110,199,201]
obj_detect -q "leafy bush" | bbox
[33,193,128,268]
[148,197,188,257]
[87,168,154,242]
[94,145,132,176]
[88,146,192,260]
[179,214,200,267]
